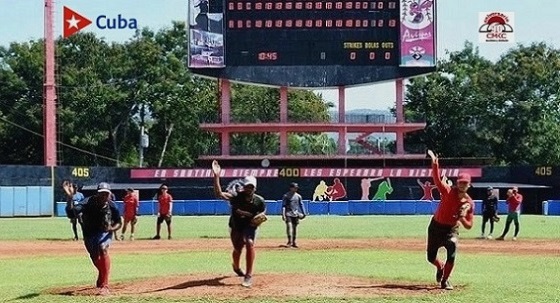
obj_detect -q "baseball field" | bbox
[1,214,559,302]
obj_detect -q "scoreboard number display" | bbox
[226,0,400,66]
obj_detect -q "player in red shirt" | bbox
[496,187,523,241]
[426,150,474,290]
[153,185,173,240]
[120,188,139,241]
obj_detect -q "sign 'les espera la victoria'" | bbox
[130,167,483,179]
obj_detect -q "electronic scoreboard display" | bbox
[187,0,437,87]
[226,0,400,66]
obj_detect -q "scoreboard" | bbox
[187,0,437,87]
[226,0,400,66]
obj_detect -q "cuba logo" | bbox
[63,6,138,38]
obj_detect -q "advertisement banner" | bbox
[188,0,225,68]
[478,12,515,43]
[130,167,483,179]
[399,0,436,67]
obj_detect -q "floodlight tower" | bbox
[44,0,57,166]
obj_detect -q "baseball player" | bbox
[120,188,139,241]
[64,182,84,240]
[153,185,173,240]
[480,186,498,239]
[282,182,306,248]
[212,160,266,288]
[426,150,474,290]
[496,187,523,241]
[63,181,122,295]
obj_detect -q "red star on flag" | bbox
[63,6,92,38]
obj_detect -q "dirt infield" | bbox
[48,273,446,299]
[5,237,558,299]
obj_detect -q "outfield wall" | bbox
[52,200,560,217]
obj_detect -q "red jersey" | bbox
[507,193,523,213]
[432,163,474,226]
[123,193,139,217]
[158,193,173,215]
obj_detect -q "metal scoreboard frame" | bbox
[187,0,437,87]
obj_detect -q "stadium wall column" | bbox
[395,79,405,155]
[280,86,288,155]
[220,78,231,155]
[337,86,346,155]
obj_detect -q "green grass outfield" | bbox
[1,215,559,303]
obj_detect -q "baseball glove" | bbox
[457,202,471,218]
[492,215,500,222]
[250,213,268,227]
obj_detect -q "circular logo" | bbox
[401,0,434,30]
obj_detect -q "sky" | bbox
[1,0,559,111]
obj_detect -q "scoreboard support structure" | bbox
[213,78,417,158]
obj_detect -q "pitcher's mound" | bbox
[49,273,449,299]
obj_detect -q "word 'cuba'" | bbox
[96,14,138,29]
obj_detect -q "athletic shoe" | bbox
[486,234,493,240]
[478,233,485,239]
[168,235,172,240]
[241,275,253,288]
[495,236,505,241]
[152,235,161,240]
[441,280,453,290]
[130,235,134,241]
[119,234,124,241]
[512,237,517,241]
[98,286,110,296]
[232,265,245,277]
[291,243,299,248]
[436,267,443,283]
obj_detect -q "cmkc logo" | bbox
[63,6,138,38]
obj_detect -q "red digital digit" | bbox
[305,20,313,27]
[356,19,361,27]
[326,19,333,27]
[385,52,391,60]
[246,20,252,28]
[336,2,342,9]
[388,1,396,9]
[256,20,263,27]
[389,19,397,27]
[355,2,361,9]
[246,2,251,9]
[378,1,383,9]
[306,2,313,9]
[275,20,283,27]
[265,2,272,9]
[228,20,235,28]
[265,20,273,27]
[228,3,234,10]
[315,19,323,27]
[362,1,368,9]
[295,2,303,9]
[275,2,282,9]
[369,52,375,60]
[286,2,293,9]
[378,19,384,27]
[345,2,352,9]
[370,1,376,9]
[350,52,356,60]
[237,20,243,28]
[345,19,353,27]
[286,19,293,27]
[237,2,243,10]
[336,19,343,27]
[371,19,376,27]
[295,19,303,27]
[315,2,322,9]
[255,2,262,9]
[362,19,368,27]
[326,2,332,9]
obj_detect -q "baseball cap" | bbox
[97,182,112,193]
[457,173,471,183]
[243,176,257,188]
[290,182,299,188]
[487,186,493,190]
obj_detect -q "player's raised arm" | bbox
[212,160,233,200]
[428,150,450,196]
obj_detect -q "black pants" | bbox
[426,218,458,264]
[482,212,496,234]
